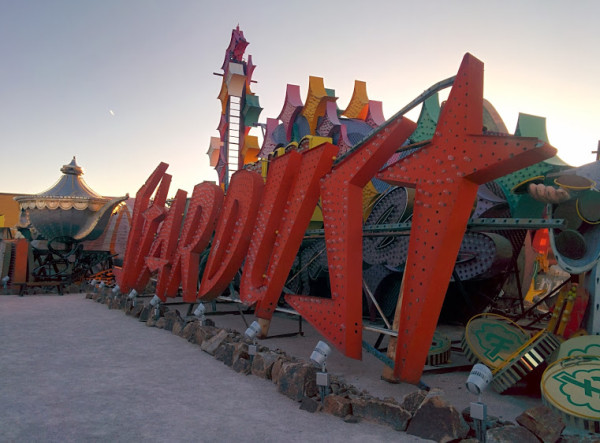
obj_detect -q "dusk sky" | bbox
[1,1,598,197]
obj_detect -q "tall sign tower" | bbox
[208,26,262,190]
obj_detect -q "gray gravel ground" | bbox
[0,294,432,442]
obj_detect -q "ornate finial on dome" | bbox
[60,156,83,176]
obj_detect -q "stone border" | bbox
[85,289,596,442]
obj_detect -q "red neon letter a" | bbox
[164,182,224,302]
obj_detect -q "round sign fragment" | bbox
[542,355,600,432]
[426,330,451,366]
[462,313,530,369]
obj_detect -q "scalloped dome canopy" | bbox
[37,156,104,199]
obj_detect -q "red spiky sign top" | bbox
[377,53,557,383]
[221,25,248,69]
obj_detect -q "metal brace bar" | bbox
[363,323,398,337]
[363,279,392,329]
[335,76,456,165]
[305,218,565,238]
[362,340,395,368]
[216,296,304,338]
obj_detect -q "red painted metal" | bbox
[131,173,171,292]
[145,189,187,301]
[197,169,263,301]
[165,182,224,302]
[240,143,338,318]
[117,163,170,293]
[377,53,557,383]
[286,116,416,359]
[12,238,30,284]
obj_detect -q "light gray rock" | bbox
[200,329,230,355]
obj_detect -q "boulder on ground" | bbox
[516,405,565,443]
[486,425,539,443]
[351,396,411,431]
[277,362,318,401]
[406,394,469,441]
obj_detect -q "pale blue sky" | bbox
[1,0,598,196]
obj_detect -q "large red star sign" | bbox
[377,53,557,383]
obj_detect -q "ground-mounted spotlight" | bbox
[193,303,206,317]
[310,340,331,370]
[193,303,206,325]
[111,284,120,300]
[245,321,262,358]
[2,275,9,289]
[310,341,332,403]
[150,295,161,320]
[466,363,492,441]
[127,289,138,306]
[244,321,261,340]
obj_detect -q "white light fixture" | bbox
[112,285,120,294]
[245,320,261,358]
[150,295,161,321]
[245,321,261,340]
[127,289,138,306]
[310,340,331,370]
[2,276,9,289]
[310,341,332,403]
[466,363,492,395]
[193,303,207,325]
[466,363,492,441]
[193,303,206,317]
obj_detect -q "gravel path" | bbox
[0,294,430,442]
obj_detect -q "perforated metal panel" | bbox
[240,143,337,319]
[117,162,169,293]
[131,174,171,292]
[198,170,264,301]
[164,182,224,302]
[146,189,187,300]
[286,115,417,359]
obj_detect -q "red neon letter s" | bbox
[117,162,170,293]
